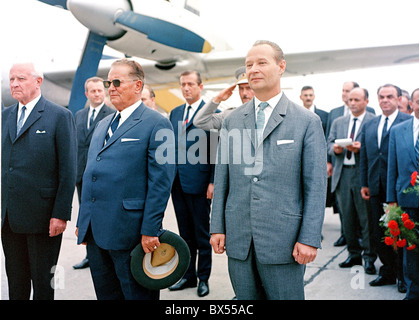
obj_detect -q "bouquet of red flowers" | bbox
[381,171,419,251]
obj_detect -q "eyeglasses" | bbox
[103,79,138,88]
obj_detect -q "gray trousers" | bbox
[228,242,305,300]
[336,166,376,262]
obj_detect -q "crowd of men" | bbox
[1,40,418,301]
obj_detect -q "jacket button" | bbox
[253,177,258,182]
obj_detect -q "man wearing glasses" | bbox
[76,59,176,300]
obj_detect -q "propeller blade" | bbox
[115,11,212,53]
[38,0,68,10]
[68,31,107,115]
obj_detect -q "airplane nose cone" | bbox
[67,0,131,38]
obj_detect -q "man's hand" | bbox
[49,218,67,237]
[210,233,226,254]
[141,235,160,254]
[292,242,317,265]
[213,84,236,104]
[207,183,214,199]
[361,187,370,200]
[346,141,361,153]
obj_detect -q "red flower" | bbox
[401,213,410,222]
[390,228,400,236]
[388,220,398,229]
[404,219,416,230]
[397,239,407,247]
[407,244,416,251]
[411,171,418,186]
[384,237,394,246]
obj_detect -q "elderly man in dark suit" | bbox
[360,84,411,291]
[1,62,77,300]
[73,77,114,270]
[76,59,175,300]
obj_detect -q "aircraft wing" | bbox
[3,43,419,111]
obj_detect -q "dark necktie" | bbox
[16,105,26,135]
[183,106,191,126]
[104,113,121,144]
[380,116,388,149]
[89,109,96,129]
[346,117,358,159]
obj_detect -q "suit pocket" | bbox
[40,187,57,198]
[122,198,145,210]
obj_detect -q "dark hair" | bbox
[377,84,402,97]
[301,86,313,92]
[180,70,202,85]
[111,58,145,89]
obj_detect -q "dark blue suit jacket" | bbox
[360,111,411,197]
[1,96,77,233]
[387,118,419,208]
[74,104,114,183]
[76,103,175,250]
[169,101,216,194]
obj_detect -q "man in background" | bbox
[73,77,114,270]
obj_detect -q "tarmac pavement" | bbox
[1,189,407,301]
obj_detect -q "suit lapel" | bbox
[100,104,145,152]
[262,95,286,142]
[402,118,415,165]
[242,100,257,149]
[7,104,18,142]
[13,97,44,142]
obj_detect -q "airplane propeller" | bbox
[38,0,212,114]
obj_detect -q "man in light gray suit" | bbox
[328,87,377,274]
[210,40,327,300]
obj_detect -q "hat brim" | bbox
[130,230,190,290]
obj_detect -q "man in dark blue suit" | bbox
[387,88,419,300]
[2,62,77,300]
[73,77,114,270]
[76,59,175,300]
[360,84,411,291]
[168,70,216,297]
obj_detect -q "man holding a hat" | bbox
[76,59,175,300]
[193,66,254,131]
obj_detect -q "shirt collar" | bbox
[19,94,41,114]
[254,91,283,111]
[117,100,141,123]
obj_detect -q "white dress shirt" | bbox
[343,111,366,165]
[17,94,41,127]
[254,91,283,131]
[87,103,104,129]
[377,109,399,149]
[183,99,202,123]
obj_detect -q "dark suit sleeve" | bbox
[141,117,176,236]
[52,109,77,221]
[359,125,369,188]
[386,130,398,203]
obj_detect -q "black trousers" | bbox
[1,215,62,300]
[171,175,212,282]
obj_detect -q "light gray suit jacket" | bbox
[327,111,376,193]
[210,94,327,264]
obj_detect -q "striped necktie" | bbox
[104,113,121,144]
[256,102,269,144]
[16,105,26,135]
